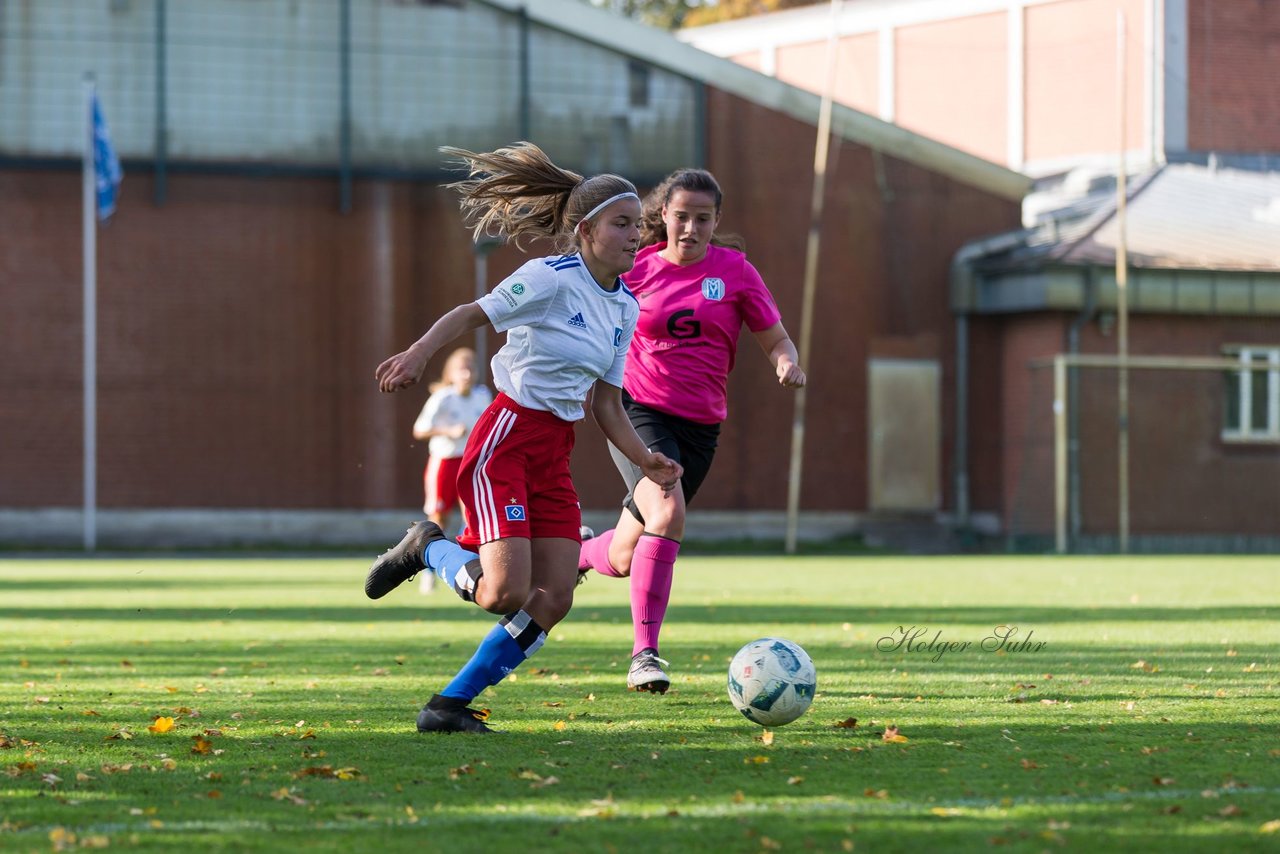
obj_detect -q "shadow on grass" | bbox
[2,603,1275,625]
[2,713,1276,854]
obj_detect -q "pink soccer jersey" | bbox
[622,242,781,424]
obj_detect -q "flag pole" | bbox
[82,73,98,552]
[784,0,842,554]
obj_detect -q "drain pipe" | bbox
[951,231,1028,533]
[1065,267,1097,545]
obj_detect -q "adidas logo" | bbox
[567,312,587,329]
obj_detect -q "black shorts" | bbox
[607,392,721,524]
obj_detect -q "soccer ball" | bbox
[727,638,817,727]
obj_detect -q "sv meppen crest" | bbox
[701,277,725,300]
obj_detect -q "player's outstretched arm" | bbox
[376,303,489,394]
[753,322,806,389]
[590,381,683,491]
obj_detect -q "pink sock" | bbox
[578,529,625,576]
[630,535,679,656]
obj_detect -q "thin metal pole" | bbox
[1116,10,1131,553]
[1053,355,1067,554]
[784,0,842,554]
[154,0,167,205]
[518,8,531,140]
[82,75,98,552]
[338,0,352,214]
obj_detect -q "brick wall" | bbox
[1187,0,1280,154]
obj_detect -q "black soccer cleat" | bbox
[365,521,445,600]
[416,695,496,734]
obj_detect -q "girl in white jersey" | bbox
[364,142,682,734]
[412,347,491,593]
[578,168,806,694]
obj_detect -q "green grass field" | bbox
[2,553,1278,852]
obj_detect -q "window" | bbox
[1223,346,1280,441]
[628,61,650,108]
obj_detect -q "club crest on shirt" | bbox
[701,277,725,300]
[505,504,526,521]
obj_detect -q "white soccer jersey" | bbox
[476,253,638,421]
[413,385,493,459]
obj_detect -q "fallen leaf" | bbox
[1260,819,1280,833]
[1021,759,1040,770]
[148,716,176,734]
[271,787,308,806]
[295,766,335,778]
[448,764,473,780]
[1219,804,1242,817]
[786,776,804,785]
[81,710,101,717]
[759,730,774,746]
[882,725,908,743]
[553,721,567,732]
[864,788,888,799]
[531,775,560,789]
[834,717,858,729]
[104,727,134,741]
[1153,776,1175,786]
[334,767,361,780]
[744,755,769,764]
[191,736,213,755]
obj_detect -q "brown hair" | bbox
[441,142,638,253]
[639,168,744,251]
[428,347,476,394]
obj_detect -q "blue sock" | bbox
[440,610,547,703]
[425,540,480,597]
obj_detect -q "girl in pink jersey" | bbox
[364,143,682,733]
[578,168,806,693]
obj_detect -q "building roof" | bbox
[478,0,1030,202]
[998,164,1280,273]
[956,164,1280,316]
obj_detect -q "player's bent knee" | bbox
[475,584,529,615]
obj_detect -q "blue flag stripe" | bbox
[92,94,123,221]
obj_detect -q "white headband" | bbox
[576,192,640,230]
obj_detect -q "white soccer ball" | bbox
[727,637,817,727]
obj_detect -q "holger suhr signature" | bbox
[876,625,1046,662]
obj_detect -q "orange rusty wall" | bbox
[1,95,1022,515]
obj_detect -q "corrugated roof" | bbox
[982,164,1280,272]
[476,0,1031,202]
[1065,165,1280,271]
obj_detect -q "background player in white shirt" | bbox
[411,347,492,592]
[363,142,682,734]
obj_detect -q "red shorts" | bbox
[455,393,582,547]
[423,455,463,516]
